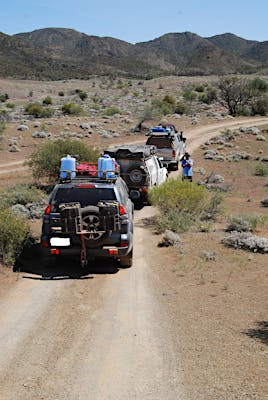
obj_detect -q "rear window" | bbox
[146,137,173,148]
[51,187,116,211]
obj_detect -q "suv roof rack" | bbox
[59,170,119,184]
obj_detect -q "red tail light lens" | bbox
[41,241,49,248]
[140,187,148,193]
[119,205,126,215]
[172,149,176,158]
[51,249,60,255]
[76,184,96,188]
[44,205,51,215]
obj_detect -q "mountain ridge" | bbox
[0,28,267,79]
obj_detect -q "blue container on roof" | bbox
[60,155,76,179]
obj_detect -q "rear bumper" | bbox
[41,233,133,259]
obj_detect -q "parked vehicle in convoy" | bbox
[41,159,134,268]
[104,145,168,206]
[145,125,186,170]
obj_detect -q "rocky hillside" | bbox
[0,28,267,79]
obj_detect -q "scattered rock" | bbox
[11,204,30,218]
[202,250,217,261]
[194,167,206,175]
[32,131,47,138]
[80,123,91,130]
[207,173,224,184]
[261,198,268,207]
[26,200,47,219]
[158,230,181,247]
[240,126,261,135]
[221,232,268,253]
[213,155,226,162]
[256,135,266,141]
[9,145,21,152]
[191,117,199,125]
[100,131,112,138]
[17,124,29,131]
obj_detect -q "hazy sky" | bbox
[1,0,267,43]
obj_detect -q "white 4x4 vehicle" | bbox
[146,125,186,170]
[104,145,168,206]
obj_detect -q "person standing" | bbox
[181,152,193,182]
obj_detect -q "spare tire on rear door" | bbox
[126,166,147,186]
[81,205,104,240]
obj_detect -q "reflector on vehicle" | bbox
[76,184,96,188]
[50,237,70,247]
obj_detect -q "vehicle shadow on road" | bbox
[244,321,268,345]
[14,244,119,280]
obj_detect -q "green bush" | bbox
[149,179,208,234]
[0,184,45,207]
[27,139,100,181]
[149,178,208,215]
[6,102,15,109]
[163,94,176,105]
[183,89,197,102]
[102,106,122,116]
[0,207,31,266]
[250,77,268,92]
[42,96,52,105]
[201,192,224,221]
[0,93,9,102]
[0,121,6,135]
[155,209,196,233]
[40,107,54,118]
[251,95,268,116]
[175,101,189,115]
[226,214,267,232]
[255,164,268,176]
[62,103,83,115]
[25,102,43,117]
[78,91,88,101]
[151,98,174,116]
[194,84,205,93]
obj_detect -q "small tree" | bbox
[27,139,100,182]
[218,77,268,116]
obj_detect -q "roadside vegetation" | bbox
[0,184,45,208]
[149,179,222,233]
[27,139,100,182]
[0,204,32,266]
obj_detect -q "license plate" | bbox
[50,237,70,247]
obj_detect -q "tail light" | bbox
[172,149,176,158]
[109,249,118,255]
[119,205,126,215]
[76,184,96,188]
[44,205,51,215]
[41,241,49,248]
[51,248,60,255]
[140,187,148,193]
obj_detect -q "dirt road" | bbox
[0,117,268,400]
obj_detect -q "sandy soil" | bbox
[0,80,267,399]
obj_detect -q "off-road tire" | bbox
[81,206,104,240]
[126,166,146,186]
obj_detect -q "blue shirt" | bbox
[181,158,193,176]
